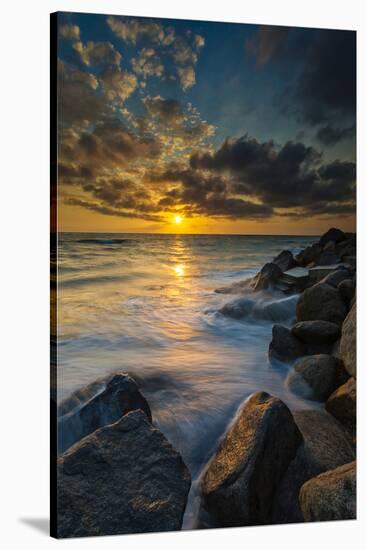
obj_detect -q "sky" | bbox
[56,12,356,235]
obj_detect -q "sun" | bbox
[174,215,183,224]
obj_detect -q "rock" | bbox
[295,243,321,267]
[323,240,336,252]
[316,251,342,266]
[288,355,349,402]
[326,377,356,433]
[269,324,306,364]
[58,373,152,453]
[338,279,355,304]
[272,410,355,524]
[339,302,356,377]
[200,392,302,527]
[252,262,282,291]
[57,410,191,538]
[273,250,296,272]
[321,269,351,288]
[319,227,347,248]
[292,320,340,345]
[296,283,347,326]
[299,461,356,521]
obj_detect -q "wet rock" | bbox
[326,377,356,433]
[253,262,282,291]
[269,324,306,364]
[316,251,342,266]
[338,279,355,305]
[319,227,347,248]
[288,355,349,402]
[296,283,347,326]
[321,269,351,288]
[299,461,356,522]
[295,243,321,267]
[272,410,355,524]
[58,373,152,453]
[339,302,356,377]
[200,392,302,527]
[273,250,297,272]
[57,410,191,538]
[292,320,340,345]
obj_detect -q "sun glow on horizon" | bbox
[174,215,183,224]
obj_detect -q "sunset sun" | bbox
[174,215,183,224]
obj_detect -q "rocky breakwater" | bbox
[56,373,191,538]
[213,227,356,525]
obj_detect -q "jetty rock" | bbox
[272,410,355,524]
[57,410,191,538]
[200,392,302,527]
[299,461,356,522]
[326,377,356,435]
[58,373,151,453]
[296,282,347,326]
[292,320,340,345]
[339,302,356,378]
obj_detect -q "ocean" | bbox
[57,232,320,526]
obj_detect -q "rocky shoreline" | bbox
[56,227,356,537]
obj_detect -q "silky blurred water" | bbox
[57,232,319,526]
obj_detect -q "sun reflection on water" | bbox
[173,264,186,277]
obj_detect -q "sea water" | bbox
[57,232,319,526]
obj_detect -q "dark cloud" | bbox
[295,29,356,125]
[246,25,289,65]
[65,197,164,222]
[189,135,355,216]
[316,124,355,146]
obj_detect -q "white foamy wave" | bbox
[219,292,298,323]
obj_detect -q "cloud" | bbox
[246,25,288,65]
[189,135,355,216]
[59,24,80,41]
[177,66,196,90]
[65,197,164,222]
[295,29,356,125]
[131,48,164,78]
[101,67,138,102]
[73,41,122,66]
[107,16,164,44]
[316,124,355,146]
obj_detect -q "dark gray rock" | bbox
[57,410,191,538]
[58,373,152,453]
[338,279,355,304]
[273,250,296,272]
[339,302,356,378]
[252,262,282,291]
[288,355,349,402]
[319,227,347,248]
[316,251,342,266]
[299,461,356,521]
[200,392,302,527]
[296,283,347,326]
[326,377,356,434]
[295,244,321,267]
[321,269,351,288]
[272,410,355,524]
[269,324,306,364]
[292,320,340,345]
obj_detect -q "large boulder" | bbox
[326,377,356,434]
[339,302,356,377]
[321,269,351,288]
[57,410,191,538]
[338,279,355,305]
[273,250,296,272]
[288,355,349,402]
[200,392,302,527]
[58,373,152,453]
[316,251,342,266]
[292,320,340,345]
[299,461,356,521]
[272,410,355,524]
[319,228,347,248]
[295,244,321,267]
[252,262,282,291]
[296,283,347,326]
[269,324,306,364]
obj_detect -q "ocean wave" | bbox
[219,292,298,323]
[77,238,132,245]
